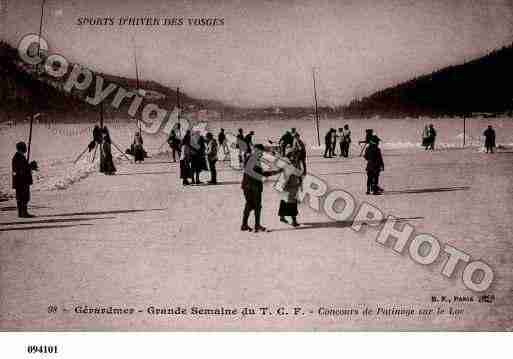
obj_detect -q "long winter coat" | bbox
[364,144,384,173]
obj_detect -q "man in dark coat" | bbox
[364,136,384,195]
[427,124,436,151]
[218,128,229,160]
[241,144,282,232]
[323,129,333,158]
[190,132,206,184]
[206,132,218,184]
[12,141,38,218]
[483,125,496,153]
[167,127,181,162]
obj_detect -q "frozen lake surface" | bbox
[0,117,512,330]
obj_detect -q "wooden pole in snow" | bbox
[312,68,320,147]
[28,0,45,162]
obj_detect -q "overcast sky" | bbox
[2,0,513,107]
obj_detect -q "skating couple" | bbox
[179,130,218,185]
[240,144,304,232]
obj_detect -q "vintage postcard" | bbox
[1,0,512,331]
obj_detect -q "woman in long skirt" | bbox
[179,131,192,185]
[278,147,304,227]
[190,132,206,184]
[100,131,116,175]
[132,131,145,163]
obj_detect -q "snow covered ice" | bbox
[0,116,512,330]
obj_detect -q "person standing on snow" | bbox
[364,135,384,195]
[240,144,282,232]
[323,129,333,158]
[277,146,304,227]
[12,141,38,218]
[341,124,352,157]
[206,132,219,184]
[218,128,229,160]
[427,124,437,151]
[483,125,496,154]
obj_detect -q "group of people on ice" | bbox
[10,121,500,220]
[175,127,220,186]
[167,123,233,186]
[323,125,352,158]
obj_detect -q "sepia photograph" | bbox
[0,0,512,334]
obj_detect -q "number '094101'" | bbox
[27,345,58,354]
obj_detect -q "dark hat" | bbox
[16,141,27,152]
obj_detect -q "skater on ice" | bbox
[337,127,344,156]
[422,124,430,150]
[330,128,337,157]
[278,146,304,227]
[132,131,145,163]
[364,135,384,195]
[12,141,38,218]
[426,124,437,151]
[206,132,218,185]
[323,128,334,158]
[99,127,116,175]
[240,144,282,232]
[483,125,496,154]
[167,124,181,162]
[190,130,207,185]
[179,130,192,186]
[359,129,375,156]
[292,132,307,173]
[340,124,351,157]
[218,128,229,160]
